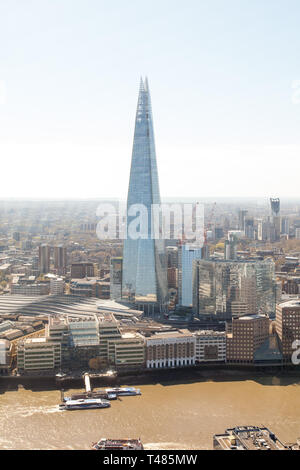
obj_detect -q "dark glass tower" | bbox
[122,78,168,314]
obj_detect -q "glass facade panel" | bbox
[193,259,276,318]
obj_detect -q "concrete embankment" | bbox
[1,364,300,392]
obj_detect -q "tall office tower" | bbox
[270,197,281,241]
[244,217,255,239]
[224,233,237,260]
[270,198,280,217]
[122,78,168,314]
[238,209,248,231]
[166,246,179,268]
[193,259,275,319]
[178,244,202,307]
[110,257,123,300]
[281,217,290,236]
[53,245,67,275]
[38,244,50,274]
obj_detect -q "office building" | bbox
[194,330,226,363]
[68,317,99,347]
[145,329,196,369]
[178,244,202,307]
[226,315,270,363]
[276,300,300,363]
[110,257,123,300]
[11,283,50,295]
[17,338,61,372]
[122,78,168,314]
[50,277,65,295]
[39,244,50,274]
[108,332,145,368]
[238,210,248,231]
[193,259,276,318]
[98,313,122,363]
[53,245,67,275]
[167,267,178,289]
[70,263,94,279]
[167,246,179,268]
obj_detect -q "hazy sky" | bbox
[1,0,300,199]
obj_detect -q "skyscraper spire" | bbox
[122,78,168,314]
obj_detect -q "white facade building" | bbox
[194,330,226,363]
[145,330,196,369]
[50,278,65,295]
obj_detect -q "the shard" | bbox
[122,78,168,314]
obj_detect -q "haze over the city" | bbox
[1,0,300,199]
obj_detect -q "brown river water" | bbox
[1,376,300,450]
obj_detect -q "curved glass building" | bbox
[122,78,168,314]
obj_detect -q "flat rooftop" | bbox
[278,299,300,309]
[214,426,287,451]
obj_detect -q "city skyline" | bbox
[1,1,300,199]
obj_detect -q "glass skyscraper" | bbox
[122,78,168,314]
[178,244,203,308]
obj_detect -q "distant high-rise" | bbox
[270,198,281,240]
[178,244,202,307]
[39,244,50,274]
[53,245,67,275]
[110,257,123,300]
[270,198,280,217]
[122,78,168,314]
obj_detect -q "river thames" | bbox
[1,376,300,450]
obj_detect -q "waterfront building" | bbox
[226,315,270,364]
[68,317,99,347]
[145,329,196,369]
[193,259,276,319]
[38,244,50,274]
[178,244,202,307]
[110,257,123,300]
[276,299,300,363]
[108,332,145,368]
[98,313,121,363]
[122,78,168,314]
[193,330,226,363]
[17,337,61,372]
[0,339,12,375]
